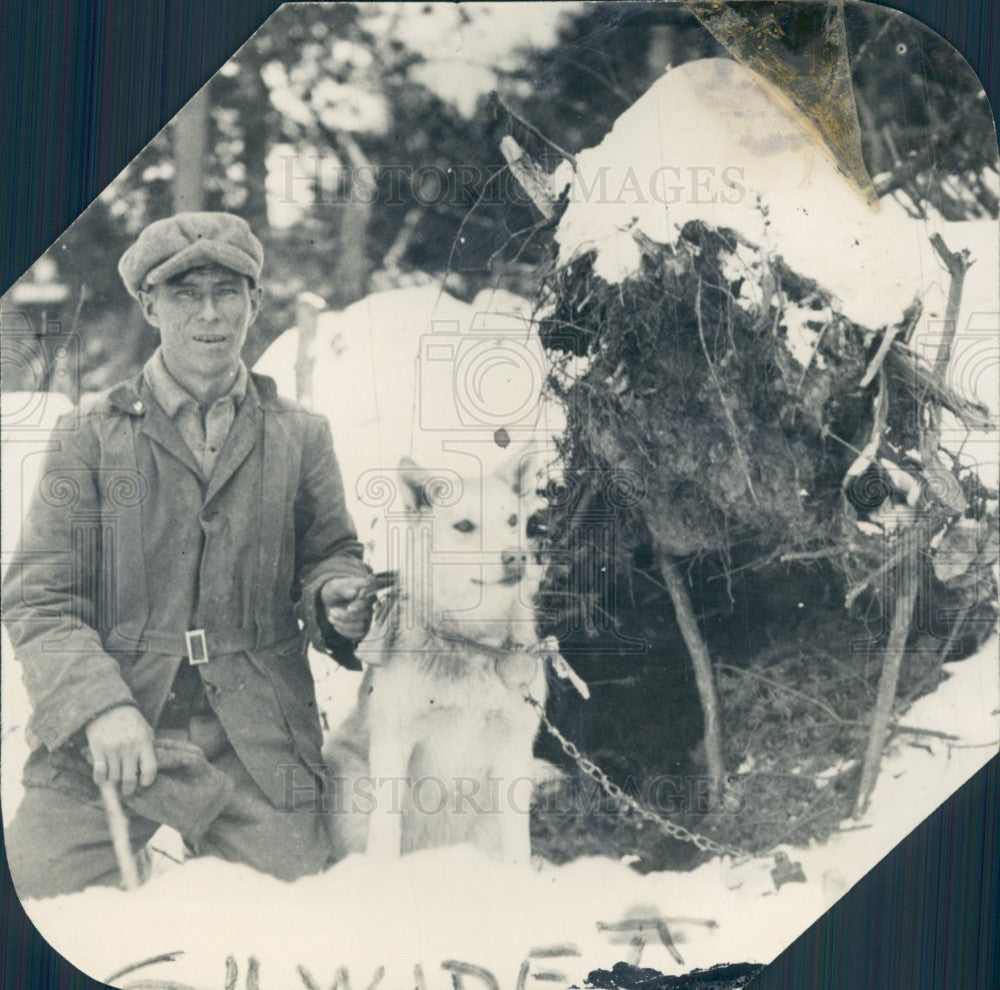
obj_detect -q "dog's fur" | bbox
[323,455,549,864]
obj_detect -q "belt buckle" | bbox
[185,629,209,665]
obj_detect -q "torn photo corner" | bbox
[1,3,997,988]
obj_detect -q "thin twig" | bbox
[934,601,975,663]
[439,166,509,301]
[492,93,578,167]
[69,283,88,338]
[716,663,848,725]
[561,57,633,103]
[779,547,847,563]
[695,277,760,507]
[660,554,726,808]
[380,207,423,272]
[105,953,185,985]
[859,302,920,389]
[149,844,185,866]
[893,724,959,741]
[704,545,800,581]
[855,532,921,818]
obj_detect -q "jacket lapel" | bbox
[203,382,263,505]
[123,378,204,480]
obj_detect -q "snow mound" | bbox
[255,284,565,567]
[553,57,999,343]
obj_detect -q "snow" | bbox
[553,58,999,365]
[368,4,577,117]
[1,391,75,825]
[254,284,566,573]
[11,638,997,989]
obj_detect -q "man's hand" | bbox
[321,575,375,642]
[85,706,158,798]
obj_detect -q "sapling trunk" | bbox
[659,554,726,808]
[854,535,920,818]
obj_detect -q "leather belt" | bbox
[134,629,300,665]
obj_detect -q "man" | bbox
[3,212,373,897]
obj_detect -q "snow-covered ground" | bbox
[10,638,997,989]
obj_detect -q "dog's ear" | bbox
[399,457,433,510]
[496,451,539,497]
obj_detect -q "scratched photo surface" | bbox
[1,3,997,988]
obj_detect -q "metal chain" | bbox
[524,694,752,861]
[406,623,754,862]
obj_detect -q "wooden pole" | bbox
[294,292,324,409]
[854,232,970,819]
[98,780,140,890]
[659,555,726,808]
[853,533,920,818]
[172,86,208,213]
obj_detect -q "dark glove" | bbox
[123,737,234,842]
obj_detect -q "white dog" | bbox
[324,455,553,865]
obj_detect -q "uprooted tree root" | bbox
[531,550,986,865]
[531,220,997,864]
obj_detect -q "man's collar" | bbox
[142,347,248,416]
[108,367,278,417]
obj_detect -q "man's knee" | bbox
[5,799,97,899]
[4,786,151,899]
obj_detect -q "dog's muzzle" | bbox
[500,548,530,583]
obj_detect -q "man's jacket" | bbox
[2,370,369,807]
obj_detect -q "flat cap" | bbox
[118,212,264,299]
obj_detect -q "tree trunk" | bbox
[854,535,920,817]
[294,293,324,408]
[172,86,208,213]
[659,554,726,808]
[327,132,372,309]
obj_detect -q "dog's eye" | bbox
[526,513,546,538]
[508,514,518,528]
[453,519,476,534]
